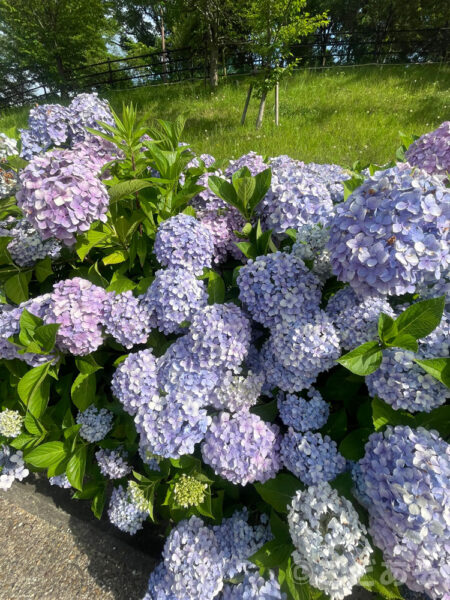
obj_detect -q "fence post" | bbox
[275,82,279,126]
[107,58,114,86]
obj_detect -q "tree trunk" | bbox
[207,20,219,89]
[274,82,279,126]
[255,90,268,129]
[241,84,253,125]
[160,7,168,81]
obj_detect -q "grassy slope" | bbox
[1,64,449,168]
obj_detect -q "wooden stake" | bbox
[275,81,279,126]
[241,83,253,126]
[256,90,268,129]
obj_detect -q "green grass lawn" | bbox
[1,64,449,168]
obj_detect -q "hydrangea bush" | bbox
[0,95,449,600]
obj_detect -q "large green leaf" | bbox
[207,271,225,304]
[254,473,303,513]
[76,230,110,261]
[372,397,415,431]
[71,372,96,411]
[414,357,450,388]
[25,441,68,468]
[359,548,403,599]
[66,446,87,491]
[337,341,383,376]
[208,176,240,211]
[5,271,31,303]
[17,362,52,417]
[108,179,154,203]
[393,296,445,340]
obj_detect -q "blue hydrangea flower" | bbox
[357,426,450,600]
[303,162,351,203]
[108,485,148,535]
[76,405,113,443]
[67,92,115,144]
[111,349,159,416]
[225,151,267,177]
[17,148,110,245]
[405,121,450,183]
[0,445,29,491]
[281,429,346,485]
[95,448,131,479]
[201,410,281,485]
[140,268,207,334]
[20,104,72,159]
[222,572,286,599]
[288,482,372,600]
[209,369,265,412]
[0,219,61,267]
[198,200,245,264]
[154,214,215,275]
[328,164,450,296]
[237,252,322,328]
[277,388,330,432]
[103,290,153,348]
[49,474,71,488]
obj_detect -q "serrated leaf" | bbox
[207,271,225,304]
[378,312,395,342]
[18,309,43,346]
[394,296,444,340]
[337,341,383,376]
[254,473,303,513]
[108,179,153,203]
[339,428,372,460]
[5,271,30,303]
[208,176,240,211]
[386,333,418,352]
[76,231,110,261]
[414,357,450,388]
[34,323,60,353]
[234,176,256,210]
[372,397,415,431]
[25,441,67,468]
[66,445,87,491]
[71,372,96,411]
[106,276,136,293]
[75,355,102,375]
[248,168,271,216]
[17,362,52,412]
[35,257,53,283]
[103,249,127,265]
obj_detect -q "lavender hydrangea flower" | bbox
[20,104,71,159]
[45,277,108,355]
[67,92,115,144]
[225,151,267,177]
[405,121,450,182]
[95,447,131,479]
[265,311,340,392]
[103,291,153,349]
[0,219,61,267]
[213,509,271,579]
[326,288,395,350]
[0,133,18,160]
[357,426,449,599]
[328,164,450,296]
[277,388,330,432]
[291,224,333,281]
[140,268,207,334]
[209,369,264,412]
[138,438,161,472]
[49,474,71,488]
[288,482,372,600]
[197,200,245,264]
[237,252,322,328]
[303,162,351,203]
[162,516,225,599]
[108,485,148,535]
[201,410,280,485]
[0,409,24,438]
[222,572,286,600]
[17,148,110,246]
[72,134,121,174]
[0,445,29,490]
[76,405,113,442]
[281,429,346,485]
[111,349,158,416]
[142,563,178,600]
[154,214,215,275]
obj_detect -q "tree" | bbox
[0,0,115,91]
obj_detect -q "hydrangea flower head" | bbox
[281,429,346,485]
[76,405,113,442]
[72,134,121,174]
[111,349,158,416]
[328,164,450,296]
[173,474,208,508]
[20,104,71,159]
[209,370,264,412]
[237,252,322,328]
[0,445,29,490]
[17,149,110,245]
[201,410,280,485]
[358,426,449,599]
[140,268,207,334]
[49,474,71,488]
[0,409,24,438]
[0,133,18,160]
[405,121,450,182]
[108,485,148,535]
[222,572,286,600]
[154,214,214,275]
[67,92,115,143]
[197,200,245,264]
[225,151,267,176]
[288,482,372,600]
[95,447,131,479]
[46,277,108,355]
[277,388,330,432]
[103,290,153,349]
[0,219,61,267]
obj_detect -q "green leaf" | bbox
[10,432,43,451]
[250,539,294,569]
[378,312,395,342]
[339,428,372,461]
[208,176,240,211]
[25,441,67,468]
[106,276,136,293]
[337,341,383,376]
[414,405,450,439]
[18,309,43,346]
[34,257,53,283]
[234,176,256,210]
[76,230,110,261]
[414,357,450,387]
[66,446,87,491]
[235,241,257,260]
[343,174,364,200]
[254,473,303,513]
[71,373,96,411]
[251,399,278,423]
[75,355,102,375]
[207,271,225,304]
[103,249,127,265]
[5,271,31,304]
[372,397,415,431]
[248,168,271,215]
[17,362,52,416]
[34,324,60,353]
[386,333,418,352]
[108,179,153,203]
[393,296,445,340]
[91,486,107,519]
[283,557,319,600]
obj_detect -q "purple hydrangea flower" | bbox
[20,104,71,159]
[288,482,372,600]
[303,162,351,203]
[281,429,346,485]
[108,485,148,535]
[45,277,108,355]
[103,291,153,349]
[201,410,281,485]
[291,224,332,281]
[76,405,113,442]
[17,149,110,245]
[95,447,131,479]
[222,572,286,600]
[225,151,267,177]
[277,388,330,432]
[138,438,161,472]
[197,200,245,264]
[49,474,71,488]
[0,219,61,267]
[140,268,207,334]
[0,445,29,490]
[67,92,115,144]
[405,121,450,182]
[154,214,215,275]
[72,134,121,174]
[209,369,265,412]
[328,164,450,296]
[237,252,322,328]
[111,349,158,416]
[358,426,450,599]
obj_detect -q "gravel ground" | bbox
[0,494,153,600]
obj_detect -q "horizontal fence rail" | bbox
[0,27,448,109]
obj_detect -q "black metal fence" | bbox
[1,27,448,109]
